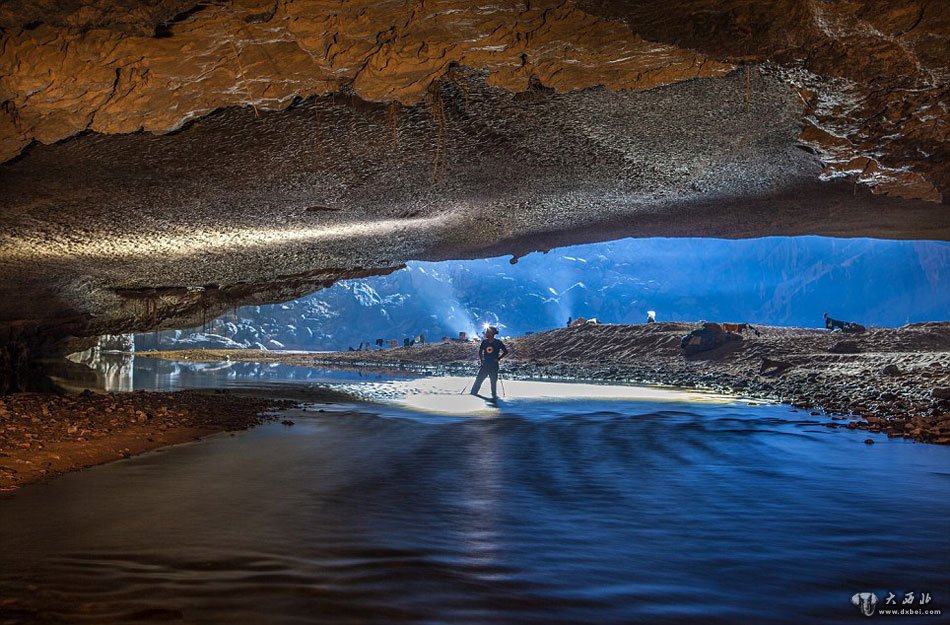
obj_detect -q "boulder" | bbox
[882,364,902,376]
[680,323,742,356]
[828,341,861,354]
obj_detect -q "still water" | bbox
[2,360,949,624]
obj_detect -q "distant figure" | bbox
[824,312,844,331]
[364,339,371,351]
[647,310,656,323]
[566,316,572,328]
[419,334,426,345]
[824,312,866,333]
[459,331,468,342]
[470,326,508,401]
[357,341,363,351]
[376,338,384,348]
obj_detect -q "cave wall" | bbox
[0,0,947,354]
[2,0,946,199]
[581,0,949,200]
[0,0,729,161]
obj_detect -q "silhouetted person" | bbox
[471,326,508,400]
[566,316,572,328]
[647,310,656,323]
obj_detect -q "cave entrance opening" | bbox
[119,235,949,355]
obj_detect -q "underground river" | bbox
[1,359,948,623]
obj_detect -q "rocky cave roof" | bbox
[0,0,947,350]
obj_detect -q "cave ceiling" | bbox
[0,0,947,349]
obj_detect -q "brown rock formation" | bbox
[0,0,730,162]
[0,0,947,355]
[583,0,949,201]
[2,0,946,200]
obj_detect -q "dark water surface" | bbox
[2,382,949,624]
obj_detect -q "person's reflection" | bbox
[460,421,503,570]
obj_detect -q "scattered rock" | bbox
[0,391,294,490]
[882,364,902,376]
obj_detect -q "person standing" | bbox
[470,326,508,400]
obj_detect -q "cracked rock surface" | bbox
[0,0,729,161]
[583,0,950,201]
[0,0,947,350]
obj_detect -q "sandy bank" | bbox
[144,322,950,445]
[0,391,292,491]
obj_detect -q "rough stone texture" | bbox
[0,0,730,162]
[0,390,293,490]
[0,0,196,34]
[582,0,950,202]
[3,68,948,353]
[0,0,947,353]
[1,0,946,200]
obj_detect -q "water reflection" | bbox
[66,348,135,392]
[62,352,419,394]
[26,354,947,623]
[1,401,947,624]
[460,418,503,574]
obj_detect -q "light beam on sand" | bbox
[339,376,753,416]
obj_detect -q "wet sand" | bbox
[144,322,950,445]
[334,374,752,416]
[0,391,291,491]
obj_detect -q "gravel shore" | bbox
[145,322,950,445]
[0,390,292,491]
